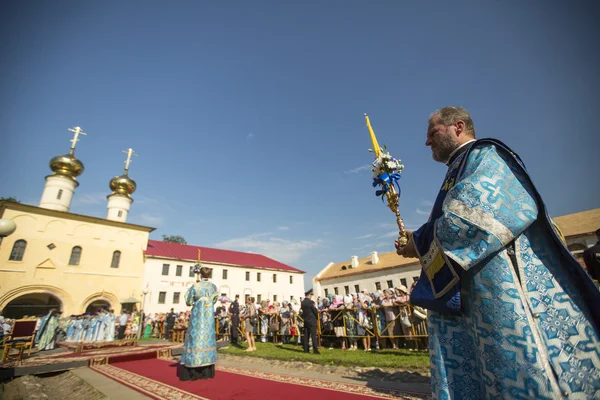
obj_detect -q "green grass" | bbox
[218,342,430,372]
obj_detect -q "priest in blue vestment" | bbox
[35,309,60,351]
[397,106,600,399]
[178,266,218,381]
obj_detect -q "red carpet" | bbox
[92,358,430,400]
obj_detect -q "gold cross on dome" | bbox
[68,126,87,154]
[122,148,137,173]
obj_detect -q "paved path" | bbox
[71,367,150,399]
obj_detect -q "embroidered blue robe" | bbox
[180,280,218,368]
[36,313,59,350]
[411,139,600,399]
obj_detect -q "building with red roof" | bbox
[142,240,305,314]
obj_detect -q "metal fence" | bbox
[159,305,428,350]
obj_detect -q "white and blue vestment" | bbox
[411,139,600,399]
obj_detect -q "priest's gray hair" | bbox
[429,106,476,138]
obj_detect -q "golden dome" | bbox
[109,174,137,196]
[49,154,84,178]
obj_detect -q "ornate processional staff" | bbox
[193,249,202,281]
[365,114,408,247]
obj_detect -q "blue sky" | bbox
[1,1,598,289]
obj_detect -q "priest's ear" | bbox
[453,120,465,137]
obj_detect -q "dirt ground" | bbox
[1,371,106,400]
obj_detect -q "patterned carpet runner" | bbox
[92,358,431,400]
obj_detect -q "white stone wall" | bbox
[143,256,306,314]
[314,263,422,298]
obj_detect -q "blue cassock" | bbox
[411,139,600,399]
[180,280,218,368]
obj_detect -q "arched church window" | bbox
[69,246,82,265]
[9,239,27,261]
[111,250,121,268]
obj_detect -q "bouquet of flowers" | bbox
[365,114,408,247]
[192,264,202,275]
[370,145,404,198]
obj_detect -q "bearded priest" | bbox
[396,106,600,399]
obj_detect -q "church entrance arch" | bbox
[86,300,111,313]
[3,293,62,319]
[81,292,119,314]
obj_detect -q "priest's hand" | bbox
[396,232,418,258]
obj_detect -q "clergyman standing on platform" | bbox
[178,266,218,381]
[300,292,320,354]
[164,308,177,340]
[229,294,240,345]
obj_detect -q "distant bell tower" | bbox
[39,126,86,212]
[106,148,137,223]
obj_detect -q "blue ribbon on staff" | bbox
[372,172,401,200]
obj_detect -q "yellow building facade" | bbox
[0,126,154,318]
[0,202,153,318]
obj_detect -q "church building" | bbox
[0,127,154,318]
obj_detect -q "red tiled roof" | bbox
[144,240,304,273]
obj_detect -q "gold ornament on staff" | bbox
[365,114,408,247]
[193,249,202,281]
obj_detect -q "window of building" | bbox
[273,274,277,283]
[222,269,228,280]
[189,266,195,277]
[118,210,123,217]
[257,272,261,282]
[245,294,250,303]
[173,292,180,304]
[57,189,63,200]
[221,293,226,297]
[245,271,250,281]
[273,295,278,302]
[400,278,407,287]
[334,287,339,295]
[354,284,360,293]
[413,276,419,282]
[375,282,381,290]
[324,289,329,296]
[290,296,294,301]
[9,240,27,261]
[289,276,293,284]
[344,286,349,295]
[162,264,169,276]
[387,280,393,289]
[257,294,262,303]
[176,265,183,277]
[111,251,121,268]
[158,292,166,304]
[68,246,82,265]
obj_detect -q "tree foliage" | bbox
[161,234,187,245]
[0,197,19,203]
